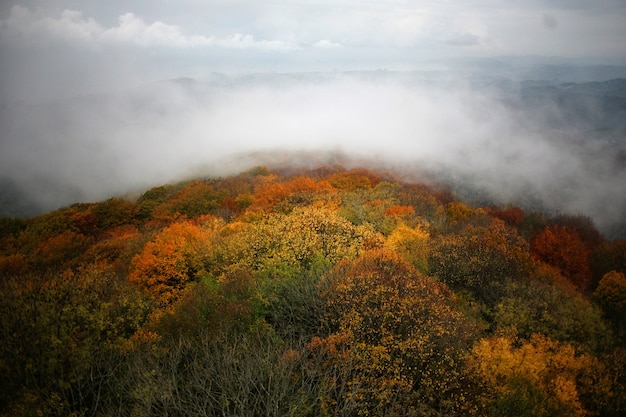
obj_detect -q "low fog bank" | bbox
[1,72,625,237]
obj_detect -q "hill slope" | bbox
[0,165,625,417]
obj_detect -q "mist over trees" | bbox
[1,70,625,237]
[1,165,625,416]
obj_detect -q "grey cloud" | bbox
[444,32,482,46]
[542,13,557,30]
[1,73,624,237]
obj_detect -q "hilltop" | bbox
[1,165,625,416]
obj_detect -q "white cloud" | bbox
[313,39,343,48]
[0,5,294,50]
[308,8,430,47]
[101,13,186,47]
[2,1,624,59]
[206,34,297,50]
[375,9,430,46]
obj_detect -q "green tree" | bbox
[0,265,150,416]
[494,275,612,354]
[339,181,401,233]
[153,181,224,219]
[111,322,321,417]
[594,270,626,338]
[429,219,531,306]
[591,240,626,289]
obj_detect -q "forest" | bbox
[0,165,624,417]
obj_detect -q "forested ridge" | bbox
[0,165,625,417]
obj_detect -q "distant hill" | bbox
[0,177,44,218]
[515,78,626,141]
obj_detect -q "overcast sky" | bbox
[1,0,626,101]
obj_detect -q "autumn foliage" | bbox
[471,334,598,417]
[532,225,593,291]
[129,217,220,307]
[0,165,624,417]
[312,249,477,416]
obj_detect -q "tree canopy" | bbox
[1,165,624,417]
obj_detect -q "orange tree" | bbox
[32,230,92,270]
[488,206,525,228]
[251,176,335,213]
[531,225,592,292]
[81,225,145,277]
[128,217,221,308]
[323,168,383,191]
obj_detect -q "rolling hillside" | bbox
[1,165,624,417]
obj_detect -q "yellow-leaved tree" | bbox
[470,334,601,417]
[385,223,430,273]
[224,206,383,275]
[309,249,479,416]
